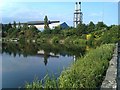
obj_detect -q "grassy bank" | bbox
[25,44,115,88]
[58,44,115,88]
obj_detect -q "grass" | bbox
[58,44,115,88]
[25,44,115,88]
[25,74,58,89]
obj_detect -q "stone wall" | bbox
[101,43,118,89]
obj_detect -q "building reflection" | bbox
[37,50,59,66]
[2,42,86,66]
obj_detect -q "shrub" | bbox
[73,38,86,46]
[51,36,59,43]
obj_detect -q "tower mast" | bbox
[73,2,83,28]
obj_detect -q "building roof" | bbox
[27,21,60,25]
[2,21,60,25]
[60,22,69,29]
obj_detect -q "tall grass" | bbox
[25,44,115,88]
[58,44,115,88]
[25,74,58,89]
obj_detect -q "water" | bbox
[2,42,86,88]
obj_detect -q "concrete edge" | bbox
[101,43,118,89]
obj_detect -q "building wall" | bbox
[33,22,60,30]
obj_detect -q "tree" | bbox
[2,23,12,37]
[8,22,12,29]
[7,28,15,36]
[13,21,16,28]
[76,23,87,35]
[27,25,39,38]
[95,22,107,30]
[18,22,21,30]
[29,25,38,32]
[44,15,49,30]
[22,23,29,30]
[10,29,18,38]
[87,21,95,33]
[118,25,120,39]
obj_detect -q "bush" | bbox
[51,36,59,43]
[73,38,86,46]
[87,34,94,46]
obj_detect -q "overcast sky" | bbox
[1,1,118,26]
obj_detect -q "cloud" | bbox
[1,0,119,2]
[2,6,48,23]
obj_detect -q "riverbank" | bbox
[58,44,115,88]
[25,44,115,88]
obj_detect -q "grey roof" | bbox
[27,21,60,25]
[2,21,60,25]
[60,22,69,29]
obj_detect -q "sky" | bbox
[0,1,119,26]
[118,1,120,25]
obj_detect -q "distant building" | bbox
[60,22,69,29]
[2,20,60,30]
[2,19,70,30]
[27,20,60,30]
[35,22,69,30]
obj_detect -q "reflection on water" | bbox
[2,42,86,66]
[2,42,86,88]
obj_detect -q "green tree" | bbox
[118,25,120,39]
[18,22,21,30]
[24,25,39,39]
[13,21,16,28]
[22,23,29,30]
[7,28,15,36]
[87,21,95,33]
[8,22,12,29]
[44,15,49,30]
[97,25,118,44]
[10,29,18,38]
[95,22,107,30]
[76,23,87,35]
[29,25,38,32]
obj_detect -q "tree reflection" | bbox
[2,42,87,65]
[43,51,49,66]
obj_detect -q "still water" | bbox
[2,42,86,88]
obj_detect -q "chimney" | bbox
[75,2,78,11]
[78,2,81,11]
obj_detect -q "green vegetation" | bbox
[2,42,86,61]
[58,44,114,88]
[2,21,119,46]
[2,19,119,88]
[2,21,39,41]
[44,15,50,30]
[37,21,119,46]
[25,44,115,88]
